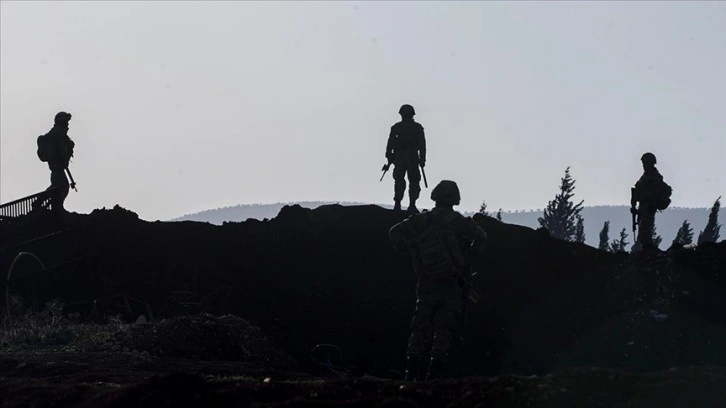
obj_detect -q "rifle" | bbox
[461,244,480,304]
[456,252,480,346]
[420,165,428,189]
[66,168,78,192]
[630,187,637,234]
[462,272,480,304]
[379,163,390,182]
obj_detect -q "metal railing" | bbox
[0,189,56,220]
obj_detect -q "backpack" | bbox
[36,134,56,162]
[655,180,672,211]
[37,133,74,164]
[413,215,462,279]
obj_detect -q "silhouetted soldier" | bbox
[37,111,75,213]
[389,180,487,381]
[630,152,671,251]
[385,104,426,212]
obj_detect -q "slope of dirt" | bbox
[1,204,725,380]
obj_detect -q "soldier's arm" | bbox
[389,219,411,256]
[458,216,487,254]
[386,126,396,163]
[419,125,426,166]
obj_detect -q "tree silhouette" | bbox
[598,221,610,251]
[632,224,663,251]
[610,228,629,253]
[653,225,663,248]
[538,167,584,241]
[479,201,491,217]
[672,220,694,246]
[698,196,721,244]
[574,215,585,243]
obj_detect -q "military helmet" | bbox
[641,152,657,165]
[398,104,415,116]
[430,180,461,206]
[54,111,72,125]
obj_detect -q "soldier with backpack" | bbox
[389,180,487,381]
[384,104,426,213]
[36,111,76,213]
[630,152,671,251]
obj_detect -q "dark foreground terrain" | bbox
[1,204,725,406]
[3,350,726,407]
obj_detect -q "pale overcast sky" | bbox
[1,1,724,221]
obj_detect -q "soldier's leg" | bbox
[427,296,462,379]
[50,170,70,213]
[393,163,407,210]
[638,210,656,248]
[406,300,434,381]
[406,163,421,212]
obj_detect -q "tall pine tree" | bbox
[574,215,585,243]
[598,221,610,251]
[538,167,584,241]
[672,220,694,246]
[698,196,721,244]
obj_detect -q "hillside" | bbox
[172,203,715,250]
[1,204,725,406]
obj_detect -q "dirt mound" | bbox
[111,314,296,369]
[2,204,725,377]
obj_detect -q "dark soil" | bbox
[2,204,726,405]
[2,353,726,407]
[112,314,297,369]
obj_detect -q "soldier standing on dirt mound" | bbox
[384,104,426,213]
[631,152,672,251]
[36,111,76,213]
[389,180,487,381]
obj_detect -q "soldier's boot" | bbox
[425,356,445,381]
[403,355,419,382]
[393,200,402,211]
[407,199,419,214]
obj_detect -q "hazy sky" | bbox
[1,1,724,221]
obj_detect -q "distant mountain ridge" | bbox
[172,202,716,250]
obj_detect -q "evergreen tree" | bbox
[598,221,610,251]
[632,224,663,252]
[537,167,584,241]
[479,201,491,217]
[610,228,629,253]
[698,196,721,244]
[653,225,663,248]
[574,215,585,243]
[496,209,502,222]
[672,220,694,246]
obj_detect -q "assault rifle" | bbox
[461,271,480,304]
[420,165,428,189]
[461,244,481,305]
[630,187,638,234]
[66,168,78,192]
[379,163,391,182]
